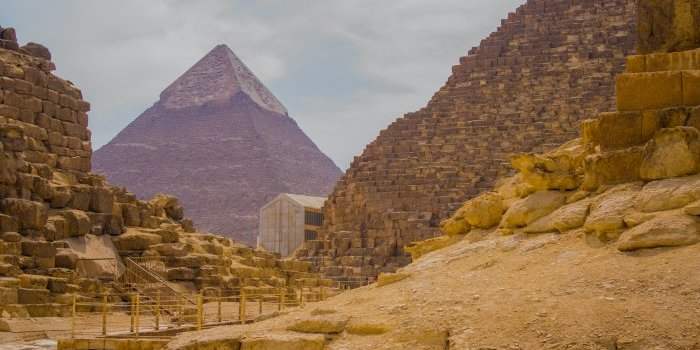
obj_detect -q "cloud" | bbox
[1,0,524,170]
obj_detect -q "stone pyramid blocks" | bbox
[615,71,684,111]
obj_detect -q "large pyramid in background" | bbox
[93,45,342,244]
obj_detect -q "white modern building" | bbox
[257,193,326,257]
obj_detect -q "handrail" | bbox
[121,258,196,307]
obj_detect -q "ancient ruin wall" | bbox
[308,0,638,280]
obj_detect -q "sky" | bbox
[1,0,523,170]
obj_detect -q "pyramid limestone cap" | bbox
[159,44,287,115]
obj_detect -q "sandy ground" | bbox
[172,230,700,349]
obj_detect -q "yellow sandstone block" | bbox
[598,111,644,150]
[616,71,683,111]
[625,55,647,73]
[57,340,74,350]
[641,110,662,140]
[377,272,410,287]
[580,118,600,146]
[682,70,700,106]
[346,322,391,335]
[404,235,463,260]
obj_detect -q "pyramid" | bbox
[93,45,342,244]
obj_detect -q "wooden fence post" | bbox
[177,295,183,327]
[239,289,246,322]
[134,294,140,339]
[196,293,203,330]
[217,290,222,323]
[101,292,107,336]
[279,288,285,311]
[130,294,135,333]
[71,294,76,339]
[155,290,161,331]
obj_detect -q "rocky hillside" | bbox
[93,45,341,245]
[164,2,700,349]
[0,27,330,319]
[300,0,638,282]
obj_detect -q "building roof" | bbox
[282,193,326,209]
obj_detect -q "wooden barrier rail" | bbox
[67,285,332,340]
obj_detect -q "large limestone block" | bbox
[616,71,683,111]
[618,214,700,250]
[500,191,567,229]
[683,69,700,105]
[511,140,584,191]
[112,228,162,251]
[0,198,47,230]
[405,235,463,260]
[167,267,195,281]
[377,272,410,287]
[0,286,17,304]
[56,210,91,237]
[598,112,641,150]
[240,332,325,350]
[89,187,114,214]
[584,185,640,239]
[457,192,504,229]
[439,216,470,237]
[638,0,700,54]
[150,194,185,221]
[636,175,700,212]
[18,274,49,289]
[582,147,644,190]
[524,199,592,234]
[287,314,349,334]
[21,241,56,258]
[17,287,49,304]
[640,127,700,180]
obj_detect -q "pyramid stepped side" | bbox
[94,45,341,244]
[300,0,638,281]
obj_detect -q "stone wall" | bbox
[299,0,638,281]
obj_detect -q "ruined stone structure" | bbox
[0,28,330,318]
[299,0,639,282]
[93,45,341,245]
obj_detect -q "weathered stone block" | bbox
[500,191,567,229]
[89,187,113,213]
[167,267,195,281]
[21,241,56,258]
[682,70,700,105]
[640,126,700,180]
[637,0,700,54]
[625,55,647,73]
[598,111,645,150]
[55,249,78,269]
[616,71,683,111]
[0,213,18,232]
[0,198,47,230]
[618,214,700,251]
[19,274,49,289]
[582,147,644,190]
[17,287,49,304]
[55,210,91,237]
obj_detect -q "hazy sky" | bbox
[1,1,523,170]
